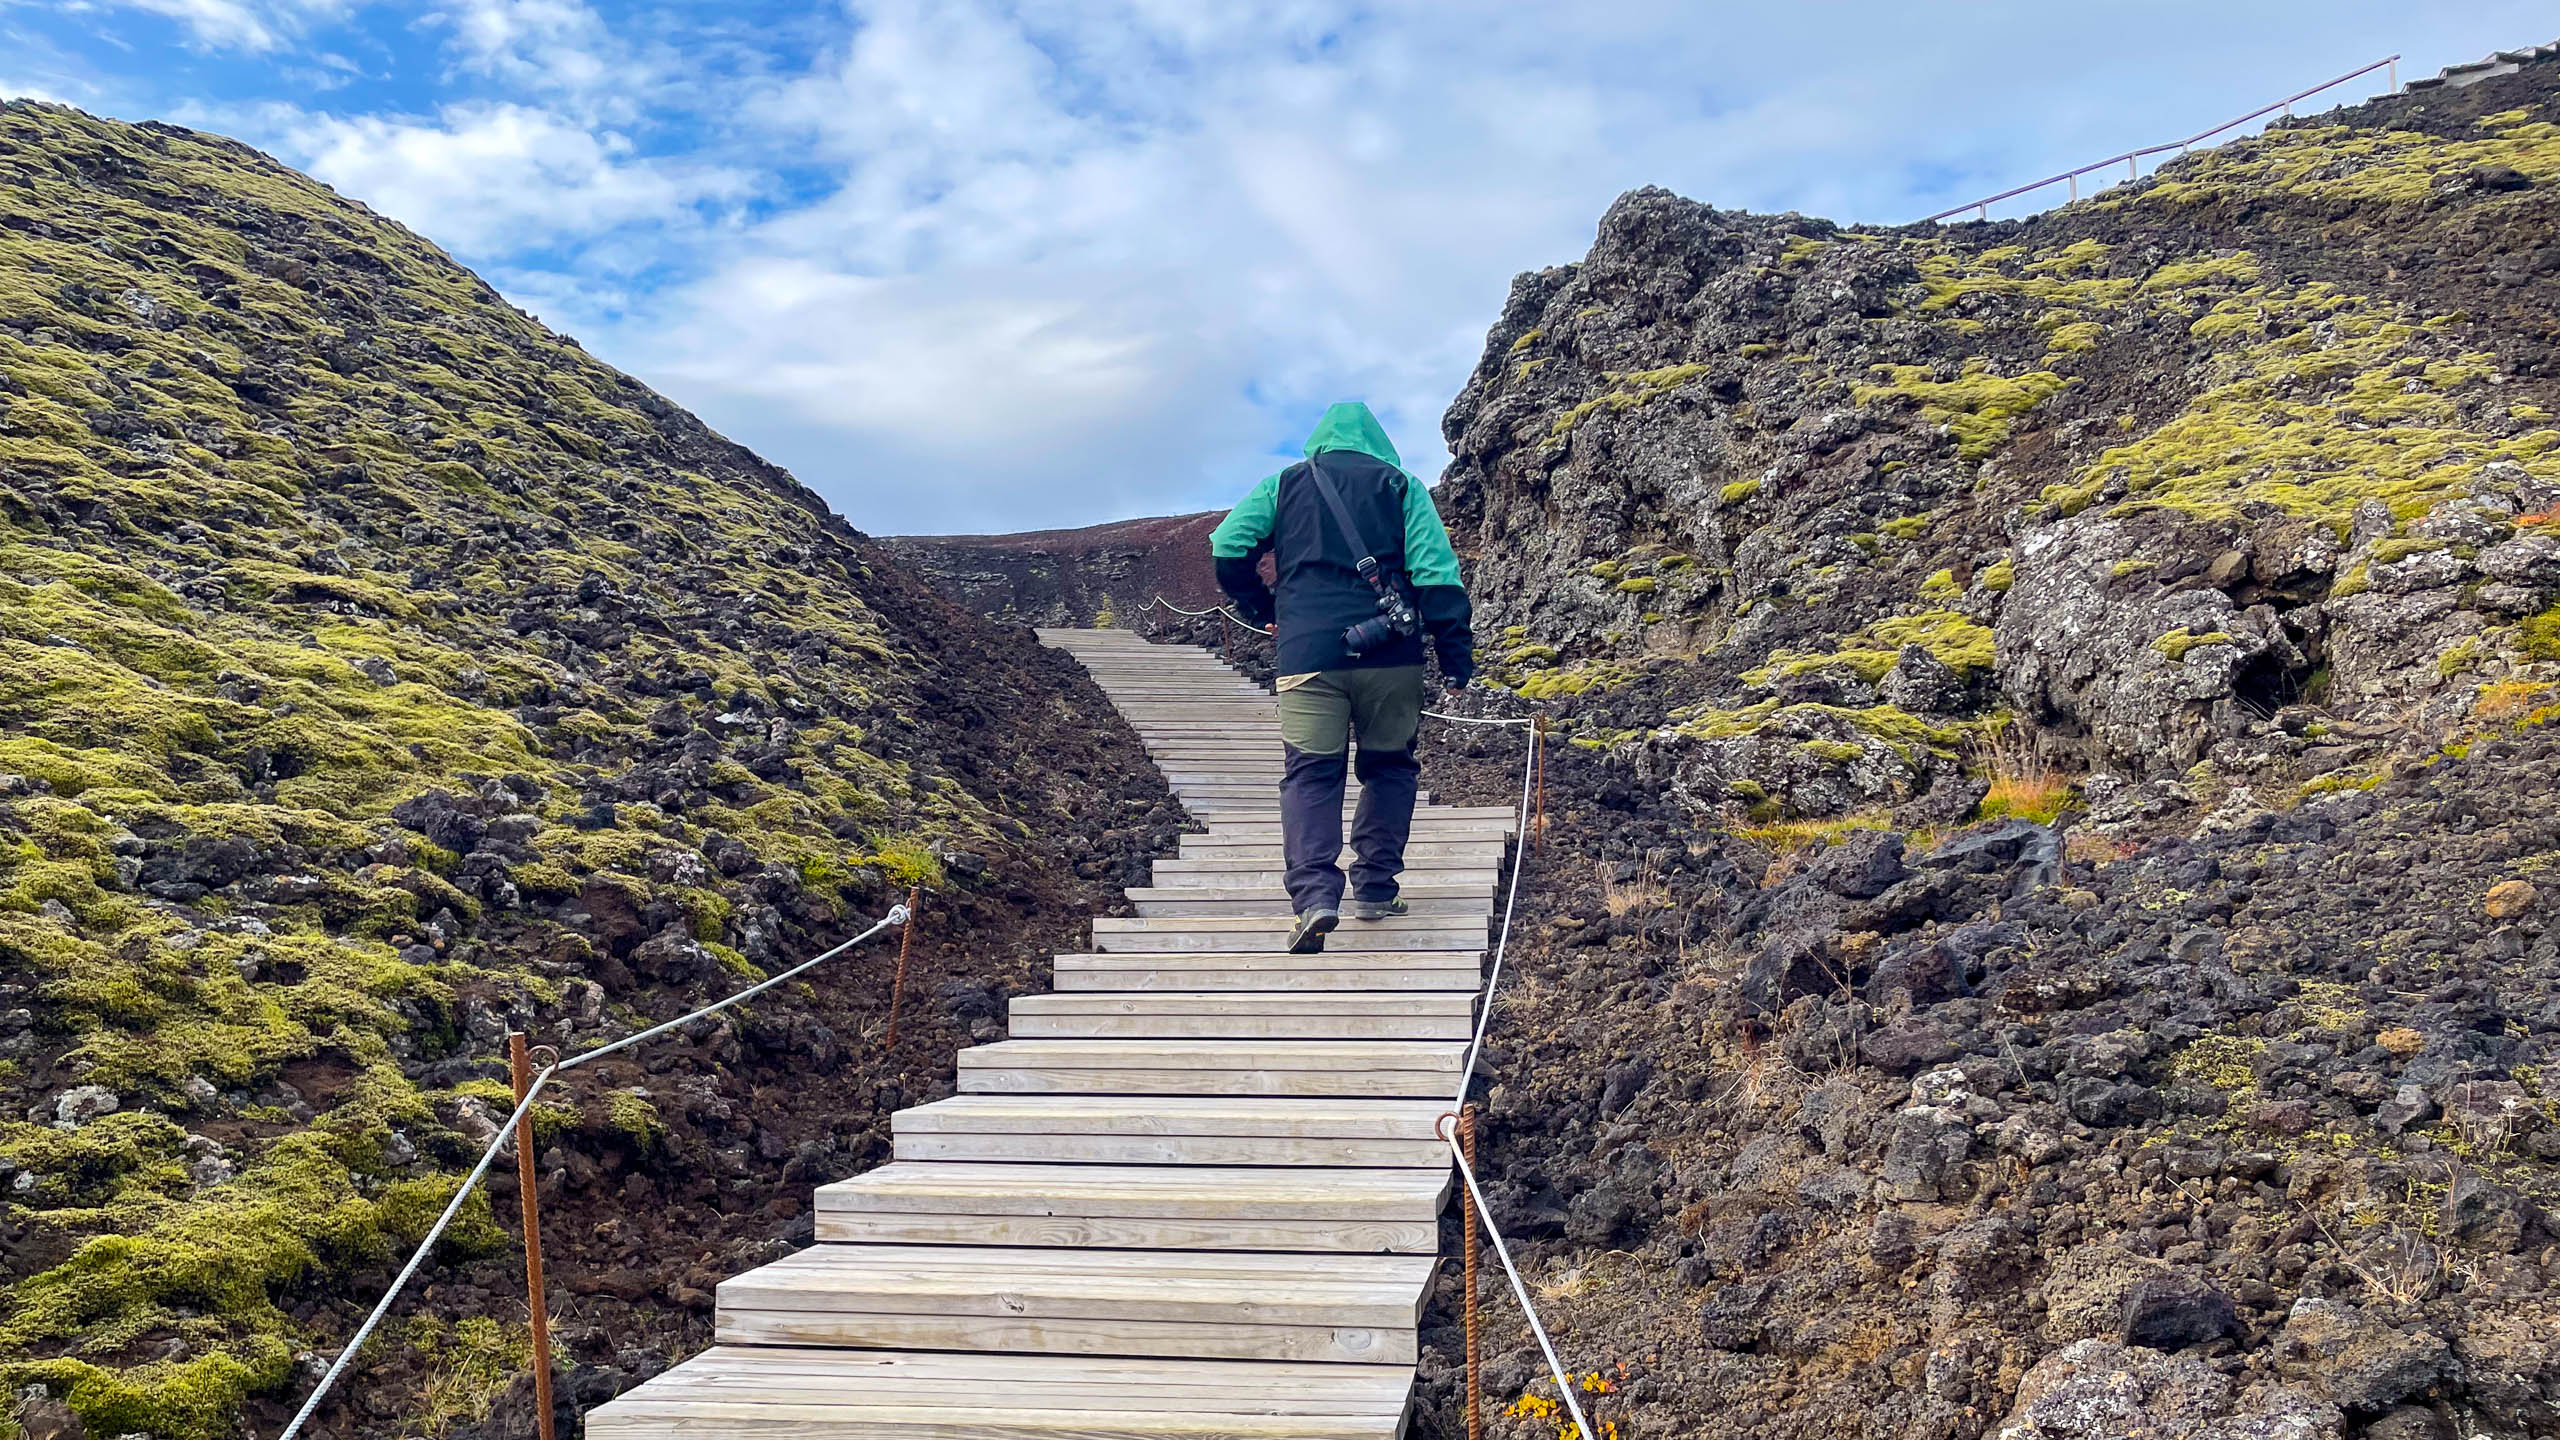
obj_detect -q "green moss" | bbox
[604,1091,667,1152]
[1978,557,2015,592]
[2173,1034,2265,1091]
[1748,610,1994,688]
[1511,659,1640,701]
[1853,359,2073,459]
[1719,479,1762,506]
[2037,277,2553,525]
[2140,252,2262,291]
[2045,320,2105,354]
[1549,363,1715,439]
[2136,114,2560,210]
[1920,568,1961,597]
[2521,602,2560,661]
[1508,326,1545,353]
[1798,740,1865,765]
[2153,628,2237,661]
[1878,514,1930,540]
[1615,576,1658,595]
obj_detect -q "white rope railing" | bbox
[1139,593,1264,632]
[1457,716,1540,1105]
[275,903,912,1440]
[556,905,909,1071]
[1439,1112,1595,1439]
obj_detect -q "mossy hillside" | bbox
[2134,108,2560,210]
[0,102,1108,1434]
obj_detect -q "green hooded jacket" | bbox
[1207,402,1473,679]
[1208,403,1463,587]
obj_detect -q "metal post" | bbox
[508,1034,557,1440]
[1975,203,1988,222]
[1530,717,1548,851]
[1461,1105,1483,1440]
[2388,57,2397,91]
[1223,623,1232,666]
[2125,155,2136,183]
[2067,172,2077,203]
[884,886,921,1047]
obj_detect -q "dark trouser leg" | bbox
[1349,742,1419,901]
[1277,675,1353,915]
[1281,743,1349,914]
[1346,666,1425,903]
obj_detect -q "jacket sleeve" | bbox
[1209,474,1279,626]
[1401,478,1474,683]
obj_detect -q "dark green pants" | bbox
[1276,666,1423,913]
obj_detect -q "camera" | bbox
[1342,557,1419,655]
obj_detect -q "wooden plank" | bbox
[894,1094,1457,1139]
[1087,930,1487,956]
[714,1246,1432,1363]
[818,1162,1448,1217]
[588,1342,1417,1437]
[1053,959,1480,993]
[956,1039,1463,1073]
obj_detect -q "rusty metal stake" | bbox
[1461,1105,1483,1440]
[507,1033,557,1440]
[884,886,921,1046]
[1530,716,1549,851]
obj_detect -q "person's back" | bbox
[1209,402,1474,952]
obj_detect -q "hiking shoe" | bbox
[1287,908,1338,954]
[1348,896,1408,921]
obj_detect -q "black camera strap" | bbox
[1301,451,1395,589]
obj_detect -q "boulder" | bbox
[2273,1297,2451,1412]
[1995,1339,2340,1439]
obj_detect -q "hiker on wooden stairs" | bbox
[1208,401,1475,952]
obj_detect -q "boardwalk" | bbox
[587,628,1507,1437]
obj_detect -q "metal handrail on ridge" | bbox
[1922,54,2400,224]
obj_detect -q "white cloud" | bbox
[252,100,743,253]
[429,0,633,108]
[85,0,350,52]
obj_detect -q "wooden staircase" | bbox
[586,628,1505,1438]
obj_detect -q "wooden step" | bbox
[588,1347,1416,1439]
[1151,863,1500,890]
[1008,990,1474,1040]
[715,1245,1434,1364]
[814,1161,1449,1250]
[892,1095,1458,1167]
[1126,895,1488,920]
[1182,835,1515,855]
[955,1038,1465,1097]
[1054,951,1482,992]
[1089,916,1489,954]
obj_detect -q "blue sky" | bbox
[4,3,2551,535]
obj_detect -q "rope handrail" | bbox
[1139,593,1263,631]
[1921,53,2399,223]
[275,903,913,1439]
[1457,717,1539,1105]
[1438,1112,1594,1439]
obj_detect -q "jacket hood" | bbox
[1302,402,1403,469]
